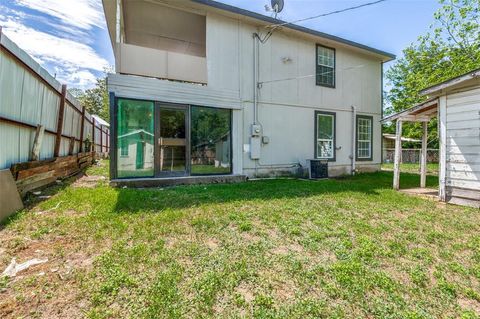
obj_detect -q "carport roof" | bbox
[381,98,438,123]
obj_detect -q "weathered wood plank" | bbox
[19,177,57,196]
[393,120,403,190]
[10,158,55,177]
[439,95,447,201]
[31,125,45,161]
[68,137,75,155]
[420,122,427,188]
[54,84,67,157]
[447,179,480,190]
[447,196,480,209]
[16,170,55,188]
[447,170,480,181]
[447,187,480,201]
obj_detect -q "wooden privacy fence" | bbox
[0,28,109,195]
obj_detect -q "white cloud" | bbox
[14,0,106,31]
[2,19,109,72]
[0,3,110,89]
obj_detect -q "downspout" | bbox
[351,105,357,175]
[380,61,384,164]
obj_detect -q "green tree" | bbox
[68,77,109,122]
[385,0,480,146]
[79,77,110,122]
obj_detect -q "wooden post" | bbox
[31,125,45,161]
[79,106,85,153]
[100,125,103,153]
[420,121,428,188]
[92,117,96,153]
[54,84,67,157]
[68,137,75,155]
[438,96,447,201]
[393,120,403,190]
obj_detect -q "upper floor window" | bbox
[316,45,335,88]
[356,115,373,161]
[315,111,336,160]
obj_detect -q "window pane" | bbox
[317,46,335,87]
[117,99,155,178]
[317,114,333,139]
[160,109,186,173]
[317,66,334,87]
[357,117,372,159]
[316,113,334,159]
[191,106,231,175]
[317,140,333,158]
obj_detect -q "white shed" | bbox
[382,69,480,208]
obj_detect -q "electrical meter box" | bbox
[251,124,262,137]
[250,136,261,160]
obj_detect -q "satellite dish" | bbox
[271,0,284,13]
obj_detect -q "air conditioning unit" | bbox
[308,159,328,179]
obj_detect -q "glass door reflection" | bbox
[158,107,187,176]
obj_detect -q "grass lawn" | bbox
[382,163,439,175]
[1,160,480,318]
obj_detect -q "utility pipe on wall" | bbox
[351,105,357,175]
[253,33,259,125]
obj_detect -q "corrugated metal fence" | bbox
[0,28,109,170]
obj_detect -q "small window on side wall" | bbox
[356,115,373,161]
[316,45,335,88]
[315,111,336,161]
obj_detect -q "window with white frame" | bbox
[356,115,373,160]
[315,111,335,160]
[316,45,335,87]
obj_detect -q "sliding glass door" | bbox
[190,106,232,175]
[157,104,188,177]
[115,100,232,179]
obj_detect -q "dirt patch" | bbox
[72,175,106,188]
[271,242,304,255]
[236,282,255,303]
[0,234,101,319]
[273,279,297,301]
[205,238,220,251]
[458,298,480,314]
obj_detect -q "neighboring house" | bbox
[102,0,395,184]
[382,133,420,150]
[382,68,480,208]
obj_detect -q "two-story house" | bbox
[102,0,395,185]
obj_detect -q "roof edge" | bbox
[420,68,480,96]
[191,0,396,61]
[381,98,438,123]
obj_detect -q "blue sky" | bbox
[0,0,441,89]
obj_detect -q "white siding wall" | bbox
[206,14,383,174]
[446,88,480,192]
[109,10,384,176]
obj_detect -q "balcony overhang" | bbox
[115,43,207,84]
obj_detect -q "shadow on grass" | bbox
[111,171,439,214]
